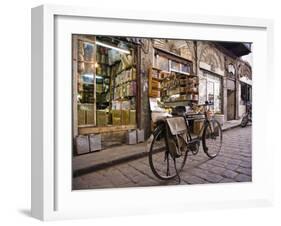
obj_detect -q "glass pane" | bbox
[83,42,95,61]
[181,64,190,73]
[171,61,180,71]
[156,55,169,71]
[95,41,136,127]
[77,40,95,126]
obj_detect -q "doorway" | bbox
[227,89,235,120]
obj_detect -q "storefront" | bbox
[72,35,141,149]
[239,79,252,117]
[199,70,222,113]
[238,62,252,117]
[226,63,237,120]
[72,37,252,154]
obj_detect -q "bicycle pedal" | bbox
[188,139,200,146]
[188,139,200,154]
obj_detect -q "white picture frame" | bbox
[31,4,274,221]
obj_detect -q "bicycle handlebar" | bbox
[189,101,214,107]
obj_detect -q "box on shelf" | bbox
[112,109,121,118]
[121,109,130,125]
[151,69,159,79]
[159,71,170,79]
[126,130,137,145]
[75,135,90,155]
[78,109,86,125]
[150,90,161,98]
[96,110,108,126]
[129,110,136,125]
[180,87,187,93]
[96,83,103,93]
[151,80,161,89]
[86,109,95,124]
[180,79,187,85]
[89,134,102,152]
[112,117,121,125]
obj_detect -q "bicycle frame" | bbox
[185,106,215,143]
[148,101,222,181]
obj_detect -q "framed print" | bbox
[31,4,274,221]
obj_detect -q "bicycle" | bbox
[240,102,252,127]
[148,101,223,181]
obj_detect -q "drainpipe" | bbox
[194,40,198,75]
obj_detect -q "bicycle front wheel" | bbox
[202,119,222,158]
[148,123,188,180]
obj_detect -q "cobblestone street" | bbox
[73,126,252,190]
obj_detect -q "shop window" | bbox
[240,82,251,105]
[199,71,222,113]
[76,37,137,127]
[154,48,192,74]
[155,55,169,71]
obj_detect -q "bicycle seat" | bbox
[171,106,186,116]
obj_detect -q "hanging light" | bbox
[96,41,130,54]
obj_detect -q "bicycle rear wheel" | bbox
[202,119,222,158]
[148,123,188,180]
[240,115,248,127]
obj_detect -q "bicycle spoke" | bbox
[149,124,188,180]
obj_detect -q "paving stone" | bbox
[204,173,223,183]
[73,126,252,189]
[214,156,231,163]
[182,175,206,184]
[235,167,252,176]
[222,170,238,179]
[239,160,252,168]
[208,160,226,168]
[220,178,236,183]
[225,163,240,171]
[235,174,252,182]
[197,163,211,170]
[209,166,225,174]
[72,177,89,190]
[189,168,209,179]
[227,158,241,166]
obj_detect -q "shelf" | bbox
[151,77,163,82]
[78,60,94,64]
[81,82,94,85]
[78,124,137,134]
[151,87,161,91]
[96,92,109,95]
[164,99,198,104]
[113,95,135,101]
[96,74,110,79]
[96,59,121,67]
[152,67,165,71]
[116,65,135,76]
[115,79,136,88]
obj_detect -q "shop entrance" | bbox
[227,79,236,120]
[201,71,222,113]
[73,35,140,150]
[227,89,235,120]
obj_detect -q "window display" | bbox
[199,71,222,113]
[75,37,137,127]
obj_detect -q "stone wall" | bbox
[139,39,154,139]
